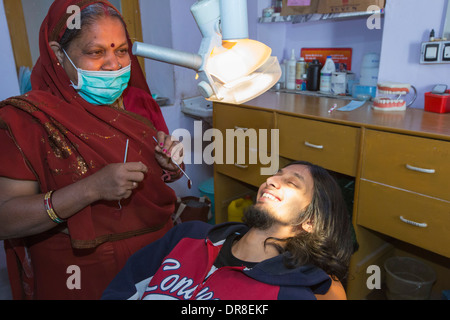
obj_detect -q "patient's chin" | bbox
[242,205,278,231]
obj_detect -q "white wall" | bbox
[21,0,54,65]
[0,1,20,300]
[0,0,20,100]
[140,0,175,102]
[139,0,213,198]
[378,0,450,108]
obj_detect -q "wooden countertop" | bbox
[230,91,450,141]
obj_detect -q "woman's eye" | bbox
[88,50,103,56]
[117,48,129,56]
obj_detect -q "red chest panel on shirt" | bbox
[141,238,280,300]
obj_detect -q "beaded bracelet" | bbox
[44,191,66,224]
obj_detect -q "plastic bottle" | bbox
[320,56,336,93]
[359,53,380,87]
[285,49,297,90]
[228,196,253,222]
[295,57,306,91]
[272,0,282,13]
[301,74,307,91]
[306,59,321,91]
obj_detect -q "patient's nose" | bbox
[266,175,281,189]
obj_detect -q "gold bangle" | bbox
[44,191,65,224]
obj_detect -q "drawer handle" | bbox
[304,141,324,149]
[234,164,249,169]
[400,216,428,228]
[405,164,435,174]
[234,126,249,131]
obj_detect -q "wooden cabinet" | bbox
[213,91,450,299]
[213,104,275,189]
[357,130,450,258]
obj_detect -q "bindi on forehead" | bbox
[111,43,115,48]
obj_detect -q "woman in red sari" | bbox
[0,0,183,299]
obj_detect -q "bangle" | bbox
[44,191,66,224]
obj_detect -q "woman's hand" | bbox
[88,162,148,201]
[0,162,149,239]
[154,131,184,171]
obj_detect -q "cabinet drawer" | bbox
[363,130,450,201]
[357,180,450,258]
[278,115,360,176]
[214,104,274,132]
[216,162,267,188]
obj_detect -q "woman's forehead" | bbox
[74,16,127,45]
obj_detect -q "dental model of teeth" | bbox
[373,81,416,111]
[373,97,407,111]
[377,81,411,95]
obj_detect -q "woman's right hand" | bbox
[0,162,149,239]
[88,162,148,202]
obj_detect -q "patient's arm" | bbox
[315,278,347,300]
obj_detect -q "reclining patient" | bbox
[102,161,354,300]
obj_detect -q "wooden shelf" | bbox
[259,10,384,24]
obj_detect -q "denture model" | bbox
[372,81,416,111]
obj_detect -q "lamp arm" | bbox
[132,42,203,71]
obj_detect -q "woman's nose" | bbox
[102,52,121,71]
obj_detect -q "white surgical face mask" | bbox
[63,49,131,105]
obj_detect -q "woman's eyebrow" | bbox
[116,41,128,48]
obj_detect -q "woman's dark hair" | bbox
[59,3,125,50]
[273,161,354,282]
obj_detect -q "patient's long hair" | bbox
[246,161,355,282]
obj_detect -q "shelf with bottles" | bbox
[259,10,384,24]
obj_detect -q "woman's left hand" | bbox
[154,131,184,171]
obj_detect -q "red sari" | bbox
[0,0,176,299]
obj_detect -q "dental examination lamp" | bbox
[132,0,281,104]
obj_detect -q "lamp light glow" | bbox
[206,39,272,83]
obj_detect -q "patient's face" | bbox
[253,164,314,227]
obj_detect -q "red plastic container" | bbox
[424,90,450,113]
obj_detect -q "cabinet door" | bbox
[278,115,360,176]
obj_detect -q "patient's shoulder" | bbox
[315,278,347,300]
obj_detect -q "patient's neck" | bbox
[231,225,294,263]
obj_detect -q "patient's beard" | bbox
[242,205,279,231]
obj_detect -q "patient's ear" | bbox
[301,221,313,233]
[49,41,64,65]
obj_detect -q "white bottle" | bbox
[320,56,336,93]
[285,49,297,90]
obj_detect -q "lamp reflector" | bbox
[206,39,272,83]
